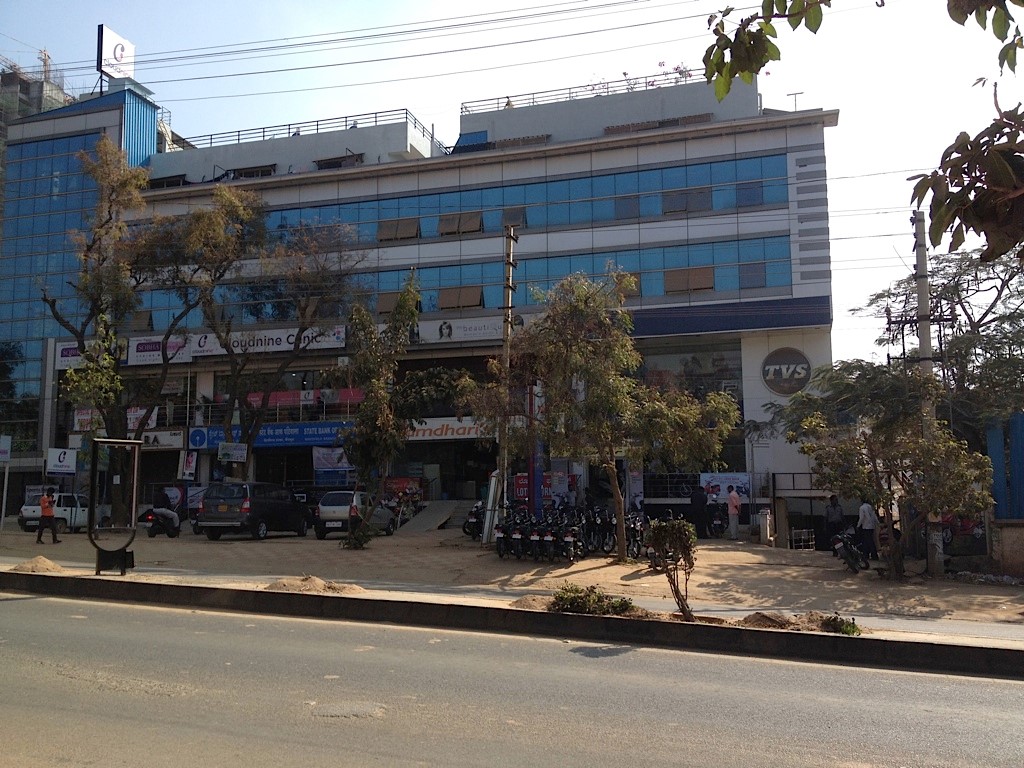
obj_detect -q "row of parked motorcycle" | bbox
[463,499,701,567]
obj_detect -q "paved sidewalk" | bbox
[2,516,1022,655]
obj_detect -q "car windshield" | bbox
[26,494,42,505]
[319,491,353,507]
[204,483,247,501]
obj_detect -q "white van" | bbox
[18,492,111,534]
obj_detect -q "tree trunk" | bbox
[665,567,697,621]
[605,460,627,561]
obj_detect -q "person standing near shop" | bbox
[825,495,845,556]
[857,496,879,561]
[35,487,60,544]
[689,485,710,538]
[727,484,741,540]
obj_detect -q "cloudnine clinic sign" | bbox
[96,25,135,80]
[190,326,345,358]
[761,347,811,396]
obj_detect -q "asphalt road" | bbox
[2,593,1022,768]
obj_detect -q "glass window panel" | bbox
[764,237,790,261]
[482,209,502,232]
[546,180,569,203]
[481,187,503,211]
[609,251,639,272]
[378,197,399,218]
[639,194,661,217]
[569,200,592,224]
[439,265,461,286]
[592,175,615,201]
[688,243,713,267]
[547,202,569,226]
[523,259,547,279]
[548,255,571,280]
[711,160,736,184]
[687,163,711,187]
[614,196,639,219]
[526,202,547,228]
[739,239,764,263]
[439,192,460,212]
[569,177,591,201]
[639,248,663,271]
[638,169,661,193]
[421,216,439,239]
[713,241,738,265]
[735,157,762,181]
[398,197,419,217]
[481,262,503,282]
[523,183,545,204]
[513,282,528,307]
[663,246,686,269]
[614,172,638,195]
[419,267,440,288]
[766,261,792,287]
[736,181,763,207]
[739,262,766,289]
[420,289,439,312]
[482,285,502,309]
[504,185,525,205]
[592,198,615,221]
[378,271,400,291]
[462,262,483,283]
[460,189,482,209]
[714,265,739,291]
[569,254,593,275]
[713,184,736,210]
[419,194,440,216]
[662,166,686,192]
[641,271,664,297]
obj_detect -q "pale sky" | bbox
[3,0,1020,363]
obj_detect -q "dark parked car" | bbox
[196,481,311,540]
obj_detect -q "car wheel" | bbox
[315,526,327,540]
[168,527,180,539]
[297,518,308,537]
[55,519,68,535]
[192,523,201,535]
[205,529,222,541]
[252,520,268,540]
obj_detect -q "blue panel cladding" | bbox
[1008,413,1024,520]
[122,90,158,168]
[631,295,831,336]
[988,422,1009,520]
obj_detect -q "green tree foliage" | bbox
[330,276,460,514]
[463,272,739,561]
[645,518,699,621]
[764,360,992,578]
[704,2,1024,261]
[858,246,1024,451]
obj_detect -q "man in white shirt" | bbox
[857,497,879,561]
[727,485,741,541]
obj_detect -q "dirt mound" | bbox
[737,611,797,629]
[10,556,67,574]
[510,594,551,611]
[265,575,366,595]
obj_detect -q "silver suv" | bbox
[313,490,396,539]
[197,481,311,540]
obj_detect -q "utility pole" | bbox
[483,225,517,545]
[914,210,943,577]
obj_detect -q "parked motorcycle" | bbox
[137,506,181,538]
[831,526,869,573]
[462,501,484,540]
[709,494,726,538]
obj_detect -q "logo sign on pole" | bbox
[217,442,248,464]
[0,435,11,463]
[760,347,811,396]
[178,450,197,481]
[96,25,136,80]
[46,447,78,475]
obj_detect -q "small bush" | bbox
[549,582,634,616]
[821,612,861,636]
[341,521,375,550]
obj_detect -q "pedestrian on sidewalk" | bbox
[825,495,844,556]
[727,484,741,540]
[36,487,61,544]
[857,496,879,561]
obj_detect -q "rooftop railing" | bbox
[460,69,698,115]
[182,108,449,154]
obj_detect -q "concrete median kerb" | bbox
[0,564,1022,681]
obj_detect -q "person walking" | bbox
[35,487,61,544]
[825,495,844,556]
[726,484,741,540]
[689,485,710,538]
[857,496,879,561]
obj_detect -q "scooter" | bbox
[137,506,181,538]
[462,501,484,540]
[709,495,726,538]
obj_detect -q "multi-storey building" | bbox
[1,72,837,514]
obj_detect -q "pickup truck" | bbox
[18,493,111,534]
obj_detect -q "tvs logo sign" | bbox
[761,347,811,396]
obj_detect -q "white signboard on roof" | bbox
[97,25,136,80]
